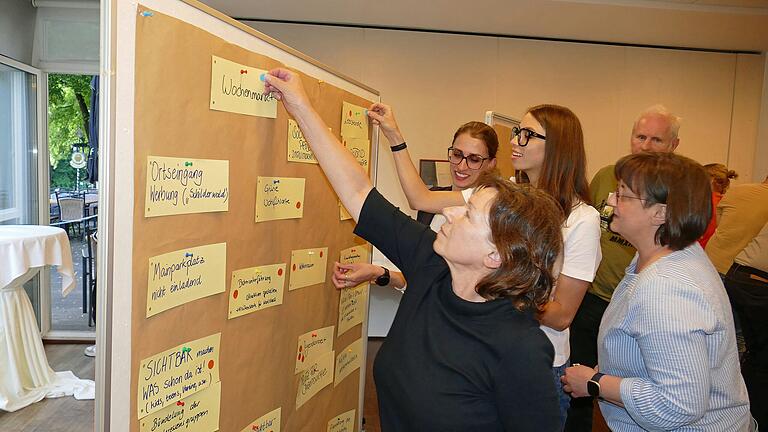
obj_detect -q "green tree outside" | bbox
[48,74,93,189]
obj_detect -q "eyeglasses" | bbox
[609,187,647,203]
[447,147,489,170]
[512,126,547,147]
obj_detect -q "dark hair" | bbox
[473,172,564,312]
[615,152,711,250]
[518,104,590,217]
[453,121,499,159]
[704,163,738,194]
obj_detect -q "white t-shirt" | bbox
[429,188,473,232]
[540,201,602,366]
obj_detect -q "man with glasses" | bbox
[565,105,681,432]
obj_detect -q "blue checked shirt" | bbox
[597,243,751,431]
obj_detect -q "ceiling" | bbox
[198,0,768,53]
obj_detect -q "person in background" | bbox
[698,163,738,248]
[368,102,601,427]
[706,174,768,427]
[562,152,751,432]
[332,119,499,294]
[566,104,681,432]
[264,67,563,431]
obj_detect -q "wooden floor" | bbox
[363,338,609,432]
[0,343,95,432]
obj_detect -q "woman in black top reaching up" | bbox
[264,68,563,431]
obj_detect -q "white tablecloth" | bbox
[0,225,95,412]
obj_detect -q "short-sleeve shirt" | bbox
[355,188,561,432]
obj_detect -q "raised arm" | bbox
[264,68,371,221]
[368,103,465,214]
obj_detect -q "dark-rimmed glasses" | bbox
[447,147,489,170]
[512,126,547,147]
[609,187,647,203]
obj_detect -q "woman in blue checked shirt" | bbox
[562,152,752,431]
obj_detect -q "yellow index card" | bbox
[138,333,221,419]
[339,201,352,221]
[210,55,276,118]
[241,407,281,432]
[296,350,335,410]
[343,137,370,171]
[327,409,356,432]
[228,263,286,319]
[338,245,370,336]
[145,156,229,218]
[340,101,368,139]
[288,247,328,291]
[334,338,363,387]
[287,119,317,164]
[255,177,306,223]
[295,325,335,374]
[139,381,221,432]
[147,243,226,318]
[338,285,367,337]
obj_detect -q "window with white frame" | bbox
[0,60,39,225]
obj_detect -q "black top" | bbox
[355,189,560,432]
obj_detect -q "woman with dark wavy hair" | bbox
[562,152,751,431]
[264,68,563,431]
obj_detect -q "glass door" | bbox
[0,55,43,326]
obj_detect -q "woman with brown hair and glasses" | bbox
[264,68,563,431]
[562,152,751,431]
[367,103,601,426]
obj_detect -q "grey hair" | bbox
[635,104,682,140]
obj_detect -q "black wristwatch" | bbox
[587,372,604,398]
[374,267,390,286]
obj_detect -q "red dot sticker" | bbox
[292,264,296,271]
[233,290,239,299]
[296,201,301,209]
[319,250,323,258]
[277,268,283,276]
[207,360,214,369]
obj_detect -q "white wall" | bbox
[0,0,37,64]
[246,21,766,335]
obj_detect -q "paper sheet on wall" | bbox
[296,350,335,410]
[334,338,362,387]
[144,156,229,218]
[342,137,370,171]
[240,407,281,432]
[295,325,335,374]
[146,243,226,317]
[327,409,356,432]
[288,247,328,291]
[228,263,286,319]
[337,246,369,336]
[255,177,306,222]
[340,101,368,139]
[139,381,222,432]
[435,162,453,187]
[287,119,317,164]
[209,55,277,118]
[138,333,221,419]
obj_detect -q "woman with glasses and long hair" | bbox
[264,68,563,431]
[367,103,601,427]
[331,116,499,293]
[562,152,751,431]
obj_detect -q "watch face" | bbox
[587,380,600,398]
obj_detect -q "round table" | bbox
[0,225,94,412]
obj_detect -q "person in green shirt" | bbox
[565,105,681,431]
